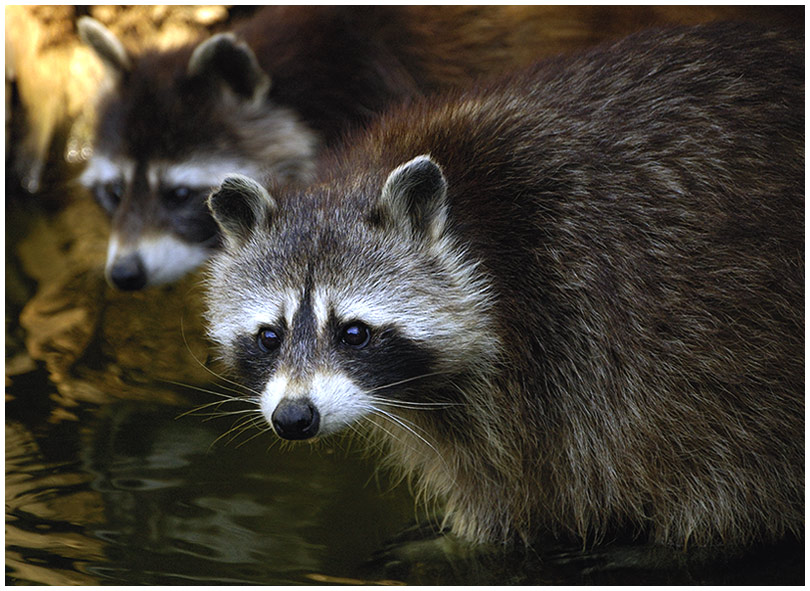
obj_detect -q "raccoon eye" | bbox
[165,186,193,205]
[107,181,124,201]
[340,322,371,349]
[257,327,282,352]
[94,180,124,210]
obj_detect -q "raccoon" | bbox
[203,23,804,546]
[77,7,801,291]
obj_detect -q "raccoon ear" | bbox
[208,175,277,246]
[377,155,448,243]
[77,17,131,76]
[188,33,271,104]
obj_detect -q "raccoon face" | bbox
[205,158,499,441]
[80,153,269,290]
[78,18,319,290]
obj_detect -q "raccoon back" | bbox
[315,23,804,545]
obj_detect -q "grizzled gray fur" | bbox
[204,24,803,547]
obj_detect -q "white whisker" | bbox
[368,404,449,472]
[179,314,264,398]
[207,414,262,450]
[166,376,259,400]
[197,408,264,421]
[368,395,462,411]
[365,370,450,395]
[174,394,257,419]
[235,421,274,449]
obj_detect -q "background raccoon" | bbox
[76,6,799,291]
[203,23,804,547]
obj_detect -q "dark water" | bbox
[6,381,414,585]
[6,187,804,586]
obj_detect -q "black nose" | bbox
[109,254,147,291]
[272,399,320,440]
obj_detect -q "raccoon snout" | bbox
[271,399,320,440]
[108,253,147,291]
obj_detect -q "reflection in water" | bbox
[361,527,805,586]
[6,378,416,585]
[6,421,105,585]
[79,402,328,584]
[13,193,213,407]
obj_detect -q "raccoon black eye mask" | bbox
[202,23,803,548]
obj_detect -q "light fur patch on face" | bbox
[205,287,302,356]
[245,288,301,334]
[259,372,289,426]
[281,289,303,330]
[154,157,269,190]
[105,233,121,272]
[79,153,133,187]
[308,371,368,436]
[311,289,331,335]
[321,284,432,342]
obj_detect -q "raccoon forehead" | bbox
[312,283,434,332]
[208,281,419,340]
[205,280,302,346]
[209,270,483,344]
[153,157,267,189]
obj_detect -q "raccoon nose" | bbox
[109,254,147,291]
[272,399,320,440]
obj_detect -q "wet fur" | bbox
[206,23,804,547]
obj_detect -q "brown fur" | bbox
[234,5,800,145]
[352,24,805,546]
[207,23,803,547]
[84,5,802,174]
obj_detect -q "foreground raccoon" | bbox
[206,23,804,546]
[77,7,799,291]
